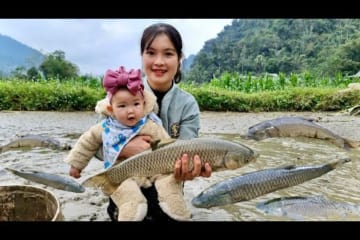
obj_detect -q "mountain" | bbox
[186,19,360,83]
[182,54,195,72]
[0,34,45,76]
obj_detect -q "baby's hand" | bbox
[69,166,82,179]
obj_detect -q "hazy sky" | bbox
[0,19,233,76]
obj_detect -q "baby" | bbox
[64,66,191,221]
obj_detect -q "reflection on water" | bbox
[0,111,359,221]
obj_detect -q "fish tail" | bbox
[343,138,360,149]
[329,158,351,169]
[81,172,118,195]
[0,146,7,153]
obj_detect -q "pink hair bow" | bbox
[103,66,144,99]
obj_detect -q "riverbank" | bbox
[0,111,359,221]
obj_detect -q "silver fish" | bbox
[5,167,85,193]
[191,158,351,208]
[256,195,360,220]
[242,116,360,149]
[0,134,72,153]
[82,138,258,193]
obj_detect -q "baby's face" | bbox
[110,89,145,127]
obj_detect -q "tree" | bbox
[39,50,79,80]
[328,38,360,75]
[10,66,27,79]
[27,67,42,81]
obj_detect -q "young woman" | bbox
[107,23,213,221]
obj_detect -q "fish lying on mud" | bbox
[82,138,258,194]
[0,134,72,153]
[348,105,360,116]
[191,158,351,209]
[5,167,85,193]
[241,116,360,149]
[256,195,360,220]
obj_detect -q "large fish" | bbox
[82,138,258,194]
[191,158,350,208]
[5,167,85,193]
[242,116,360,149]
[256,195,360,220]
[0,134,72,153]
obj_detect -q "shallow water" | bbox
[0,111,359,221]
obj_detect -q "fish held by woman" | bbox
[81,138,258,194]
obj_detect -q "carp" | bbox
[256,195,360,220]
[242,116,360,149]
[5,167,85,193]
[191,158,350,208]
[0,134,72,153]
[82,138,258,194]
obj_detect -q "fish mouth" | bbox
[71,185,86,193]
[245,155,258,165]
[191,196,207,208]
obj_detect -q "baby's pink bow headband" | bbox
[103,66,144,100]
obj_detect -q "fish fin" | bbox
[264,126,280,137]
[241,164,296,177]
[81,171,118,195]
[279,164,296,170]
[150,139,161,150]
[19,167,38,173]
[150,138,177,151]
[300,116,319,122]
[4,167,32,174]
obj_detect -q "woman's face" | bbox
[142,33,179,92]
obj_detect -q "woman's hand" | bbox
[69,166,82,179]
[119,135,152,158]
[174,153,212,181]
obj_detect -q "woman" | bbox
[107,23,212,221]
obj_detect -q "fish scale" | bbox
[192,158,351,208]
[5,167,85,193]
[0,134,71,153]
[83,138,258,189]
[243,116,360,149]
[257,196,360,220]
[107,138,256,184]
